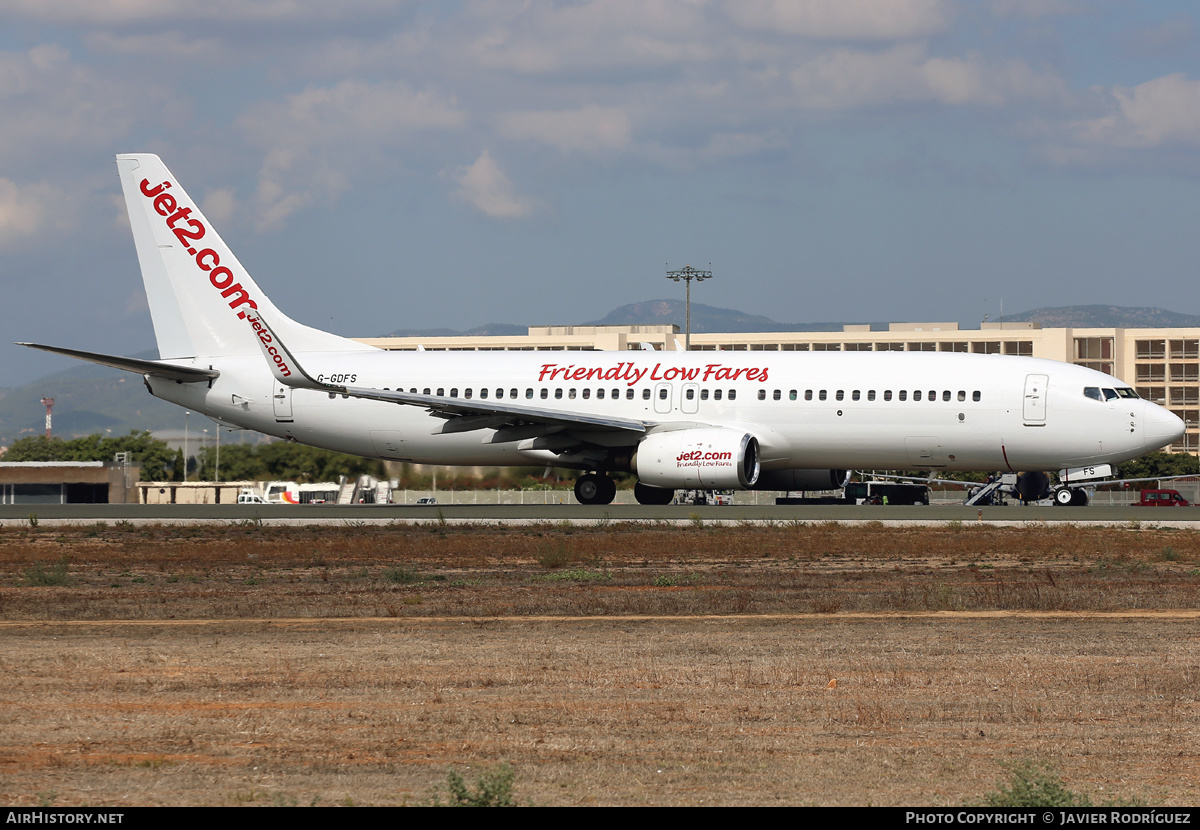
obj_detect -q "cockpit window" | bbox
[1083,387,1103,401]
[1115,388,1139,399]
[1103,388,1118,401]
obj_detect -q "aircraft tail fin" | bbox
[115,154,366,360]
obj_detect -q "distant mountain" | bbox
[0,353,215,447]
[1002,305,1200,329]
[584,299,851,333]
[381,323,527,338]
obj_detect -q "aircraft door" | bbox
[273,383,293,421]
[681,383,699,414]
[654,382,673,414]
[1023,374,1048,424]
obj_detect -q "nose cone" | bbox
[1144,402,1186,449]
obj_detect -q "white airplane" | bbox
[18,155,1186,506]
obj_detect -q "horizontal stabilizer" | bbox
[16,342,219,383]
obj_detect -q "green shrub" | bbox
[24,557,70,587]
[978,761,1145,808]
[430,763,518,807]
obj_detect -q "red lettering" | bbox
[140,179,170,197]
[570,367,588,381]
[165,206,193,229]
[209,266,234,289]
[196,249,219,271]
[538,364,556,382]
[153,193,177,217]
[650,363,664,380]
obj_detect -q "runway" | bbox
[1,502,1196,525]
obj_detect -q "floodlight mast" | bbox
[665,264,712,351]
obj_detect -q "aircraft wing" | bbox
[16,342,219,383]
[244,310,649,434]
[335,385,649,433]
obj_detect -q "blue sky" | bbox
[3,0,1200,386]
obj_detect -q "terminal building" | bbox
[358,322,1200,455]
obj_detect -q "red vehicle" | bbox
[1133,489,1190,507]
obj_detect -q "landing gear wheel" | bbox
[1054,487,1075,506]
[634,481,675,506]
[575,473,616,505]
[1070,488,1089,507]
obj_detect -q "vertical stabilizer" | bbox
[116,154,366,359]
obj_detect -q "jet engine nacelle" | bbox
[753,468,850,491]
[634,429,760,489]
[1015,471,1051,501]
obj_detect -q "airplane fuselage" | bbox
[149,348,1174,477]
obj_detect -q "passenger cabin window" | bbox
[685,388,694,400]
[819,390,827,401]
[773,390,781,401]
[643,389,651,400]
[714,389,723,401]
[913,391,922,401]
[943,391,951,401]
[436,388,444,396]
[789,390,797,401]
[973,391,981,402]
[540,389,548,399]
[423,388,431,395]
[464,388,472,399]
[899,390,907,401]
[555,389,563,399]
[836,390,844,401]
[758,389,766,400]
[728,390,736,401]
[884,390,892,401]
[450,388,459,397]
[526,388,533,399]
[701,389,709,400]
[805,390,813,401]
[658,388,668,400]
[868,390,876,401]
[626,389,634,400]
[852,390,860,401]
[957,390,965,401]
[582,389,590,399]
[479,388,487,399]
[596,389,604,399]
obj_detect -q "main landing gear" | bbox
[633,481,675,506]
[574,473,617,505]
[1054,486,1089,507]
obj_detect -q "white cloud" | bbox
[452,149,533,218]
[726,0,953,40]
[201,187,237,228]
[1067,74,1200,150]
[496,105,632,154]
[788,43,1066,109]
[0,0,402,26]
[237,80,466,229]
[0,44,165,163]
[989,0,1085,20]
[0,179,69,246]
[466,0,711,74]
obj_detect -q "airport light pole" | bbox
[666,264,711,351]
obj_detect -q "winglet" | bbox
[243,308,329,392]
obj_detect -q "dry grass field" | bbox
[2,520,1199,806]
